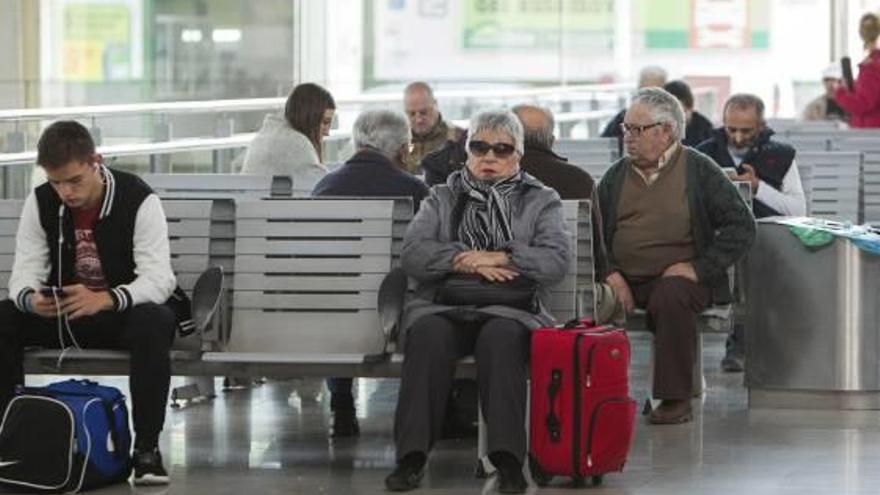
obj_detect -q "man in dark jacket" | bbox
[696,93,806,372]
[663,80,714,147]
[0,121,178,485]
[511,104,609,280]
[598,89,755,424]
[312,109,428,438]
[420,129,467,187]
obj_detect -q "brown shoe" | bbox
[647,399,693,425]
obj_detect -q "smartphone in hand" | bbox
[39,287,66,298]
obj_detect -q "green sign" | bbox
[636,0,770,50]
[462,0,614,50]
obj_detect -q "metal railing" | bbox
[0,83,656,198]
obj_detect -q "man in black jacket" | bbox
[312,109,428,437]
[0,121,178,485]
[420,129,467,187]
[696,94,806,372]
[511,104,609,280]
[663,80,714,147]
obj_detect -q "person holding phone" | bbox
[696,94,806,373]
[0,121,180,485]
[834,12,880,128]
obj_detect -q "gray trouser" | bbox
[394,312,530,463]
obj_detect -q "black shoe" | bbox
[385,452,426,492]
[490,451,528,494]
[331,409,360,438]
[132,448,169,486]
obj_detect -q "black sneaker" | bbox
[133,448,169,486]
[385,452,426,492]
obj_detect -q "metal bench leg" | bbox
[692,331,705,398]
[476,402,494,478]
[171,377,216,408]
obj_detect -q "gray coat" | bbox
[399,170,572,344]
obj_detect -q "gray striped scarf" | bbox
[456,170,522,250]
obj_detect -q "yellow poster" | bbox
[62,4,132,81]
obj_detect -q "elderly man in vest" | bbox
[696,94,807,372]
[597,88,755,424]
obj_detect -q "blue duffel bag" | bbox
[0,379,132,492]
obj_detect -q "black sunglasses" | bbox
[468,140,517,158]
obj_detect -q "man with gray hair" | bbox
[313,109,428,204]
[312,109,428,438]
[597,88,755,424]
[601,66,669,138]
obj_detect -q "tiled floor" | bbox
[13,333,880,494]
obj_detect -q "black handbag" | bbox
[435,273,540,313]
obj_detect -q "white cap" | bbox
[822,63,841,80]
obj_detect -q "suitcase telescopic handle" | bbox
[546,369,562,443]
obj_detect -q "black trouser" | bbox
[0,300,176,449]
[394,312,530,463]
[327,377,354,412]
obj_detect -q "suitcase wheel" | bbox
[591,475,604,486]
[528,455,551,487]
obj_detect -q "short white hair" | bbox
[630,87,686,141]
[352,109,411,159]
[466,110,525,155]
[638,66,668,88]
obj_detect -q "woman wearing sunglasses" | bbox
[387,110,571,493]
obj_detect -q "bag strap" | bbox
[99,400,127,461]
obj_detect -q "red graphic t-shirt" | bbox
[72,205,108,290]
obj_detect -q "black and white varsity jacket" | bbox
[8,165,177,313]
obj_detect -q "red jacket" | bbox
[835,50,880,128]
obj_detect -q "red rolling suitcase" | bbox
[528,319,637,487]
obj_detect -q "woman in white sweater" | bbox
[241,83,336,183]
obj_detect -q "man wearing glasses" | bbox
[696,94,806,372]
[596,88,755,424]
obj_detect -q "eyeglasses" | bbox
[468,140,517,158]
[620,122,664,137]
